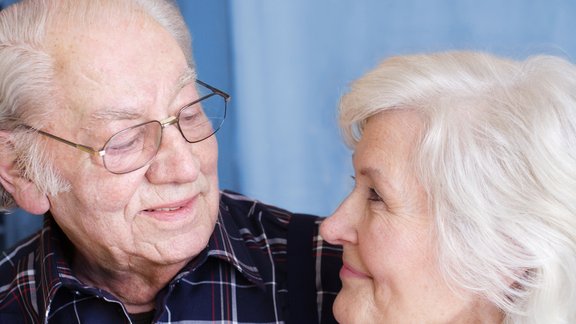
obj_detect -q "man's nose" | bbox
[145,124,201,184]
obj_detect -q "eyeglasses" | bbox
[21,80,230,174]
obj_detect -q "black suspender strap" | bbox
[287,213,319,323]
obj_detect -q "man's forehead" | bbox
[43,10,195,124]
[45,0,145,34]
[84,67,197,122]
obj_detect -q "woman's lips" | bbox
[340,262,371,279]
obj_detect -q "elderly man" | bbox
[0,0,341,323]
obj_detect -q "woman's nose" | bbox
[320,195,359,245]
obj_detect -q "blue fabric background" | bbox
[1,0,576,248]
[184,0,576,217]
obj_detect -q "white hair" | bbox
[0,0,193,209]
[339,51,576,323]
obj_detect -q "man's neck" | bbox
[72,251,188,313]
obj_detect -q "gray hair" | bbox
[0,0,193,209]
[339,51,576,323]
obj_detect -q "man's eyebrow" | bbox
[177,67,197,89]
[167,67,197,108]
[89,108,142,122]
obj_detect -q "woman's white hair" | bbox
[339,51,576,323]
[0,0,193,209]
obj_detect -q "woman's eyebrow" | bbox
[358,166,399,195]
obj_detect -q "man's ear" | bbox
[0,131,50,215]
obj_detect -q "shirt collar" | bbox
[36,215,75,321]
[204,206,264,288]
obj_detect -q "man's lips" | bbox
[141,196,198,220]
[340,262,371,279]
[144,206,182,212]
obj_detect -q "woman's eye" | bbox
[368,188,383,202]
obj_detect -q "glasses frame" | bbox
[20,79,230,174]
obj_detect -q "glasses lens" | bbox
[102,121,162,173]
[178,93,226,143]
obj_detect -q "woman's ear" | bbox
[0,131,50,215]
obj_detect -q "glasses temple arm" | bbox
[196,79,231,102]
[19,124,104,156]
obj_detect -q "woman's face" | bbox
[321,110,500,323]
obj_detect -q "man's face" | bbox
[44,17,220,269]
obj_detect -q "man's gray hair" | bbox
[339,51,576,323]
[0,0,193,208]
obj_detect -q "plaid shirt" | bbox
[0,191,342,323]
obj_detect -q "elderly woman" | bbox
[320,51,576,323]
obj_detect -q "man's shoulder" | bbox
[218,191,343,324]
[219,190,323,235]
[221,190,294,216]
[0,232,42,307]
[0,232,41,273]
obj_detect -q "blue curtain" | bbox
[184,0,576,217]
[3,0,576,249]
